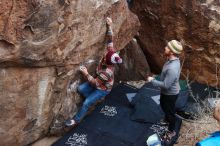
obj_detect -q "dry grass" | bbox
[175,114,218,146]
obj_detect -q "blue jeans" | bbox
[74,82,109,122]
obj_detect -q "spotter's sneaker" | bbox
[175,111,196,120]
[64,119,76,127]
[159,119,169,126]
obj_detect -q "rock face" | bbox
[131,0,220,87]
[0,0,140,146]
[115,38,150,81]
[0,68,56,145]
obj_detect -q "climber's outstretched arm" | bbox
[106,17,114,51]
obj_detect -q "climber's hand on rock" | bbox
[79,66,88,75]
[106,17,112,26]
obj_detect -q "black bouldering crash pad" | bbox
[52,83,182,146]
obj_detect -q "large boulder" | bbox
[131,0,220,87]
[0,68,56,145]
[0,0,139,67]
[0,0,140,145]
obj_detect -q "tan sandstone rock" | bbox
[131,0,220,87]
